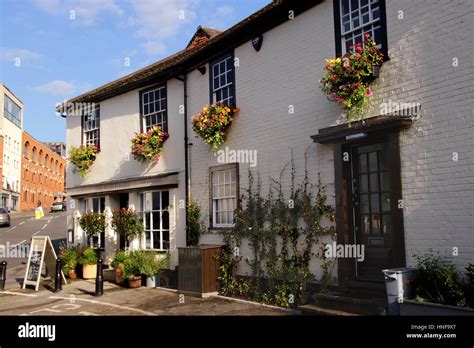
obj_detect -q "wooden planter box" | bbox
[178,245,222,298]
[401,300,474,316]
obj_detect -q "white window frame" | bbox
[210,53,235,106]
[141,191,170,251]
[82,105,100,147]
[141,85,167,132]
[211,165,238,228]
[340,0,381,54]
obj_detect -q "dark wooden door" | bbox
[350,141,397,281]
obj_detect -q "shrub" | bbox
[110,251,129,270]
[111,208,143,241]
[122,250,159,278]
[79,211,106,238]
[186,201,203,246]
[59,243,79,274]
[68,144,99,177]
[79,247,98,266]
[412,252,466,307]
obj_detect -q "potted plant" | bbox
[399,253,474,315]
[122,251,143,288]
[79,247,98,279]
[130,126,169,163]
[320,34,384,123]
[59,243,80,280]
[111,208,144,248]
[68,144,99,177]
[79,211,107,247]
[141,251,160,288]
[62,247,79,279]
[192,102,239,151]
[110,250,129,284]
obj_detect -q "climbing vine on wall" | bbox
[217,152,336,308]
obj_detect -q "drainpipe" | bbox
[176,72,189,246]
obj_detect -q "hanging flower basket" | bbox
[130,126,169,163]
[68,144,100,177]
[192,102,239,152]
[320,34,384,123]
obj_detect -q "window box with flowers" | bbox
[130,126,169,164]
[192,102,239,152]
[320,35,384,123]
[68,144,99,177]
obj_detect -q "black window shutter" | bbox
[333,0,342,58]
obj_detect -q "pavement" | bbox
[0,212,294,316]
[0,277,295,316]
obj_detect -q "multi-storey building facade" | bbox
[0,84,23,212]
[63,0,474,289]
[21,132,66,212]
[43,142,66,158]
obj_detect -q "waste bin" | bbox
[382,268,415,315]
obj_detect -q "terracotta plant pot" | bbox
[68,269,77,279]
[82,264,97,279]
[115,266,124,284]
[128,276,142,288]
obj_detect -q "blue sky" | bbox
[0,0,270,142]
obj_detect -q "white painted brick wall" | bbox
[188,0,474,278]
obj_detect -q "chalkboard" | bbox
[23,236,66,291]
[26,250,42,281]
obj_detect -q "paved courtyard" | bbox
[0,277,296,316]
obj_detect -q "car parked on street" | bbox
[50,201,66,213]
[0,208,11,227]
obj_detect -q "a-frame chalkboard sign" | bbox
[23,236,67,291]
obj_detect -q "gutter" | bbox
[176,72,190,246]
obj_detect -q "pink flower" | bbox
[355,82,360,88]
[366,88,372,96]
[364,33,371,39]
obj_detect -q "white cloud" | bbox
[33,0,62,15]
[216,5,233,17]
[203,5,235,30]
[33,0,123,26]
[35,80,77,97]
[1,48,42,64]
[128,0,199,57]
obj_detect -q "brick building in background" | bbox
[21,131,66,212]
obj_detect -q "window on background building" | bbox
[140,84,168,132]
[23,191,27,202]
[209,52,236,106]
[44,154,49,168]
[31,147,36,162]
[140,191,169,251]
[38,150,43,165]
[3,95,21,127]
[82,104,100,147]
[334,0,387,55]
[23,142,30,158]
[210,164,238,228]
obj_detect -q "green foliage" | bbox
[413,252,466,307]
[122,250,161,278]
[68,144,99,177]
[186,201,203,246]
[217,152,335,308]
[111,208,144,241]
[79,247,98,265]
[465,263,474,307]
[59,243,80,274]
[79,211,107,237]
[110,251,129,269]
